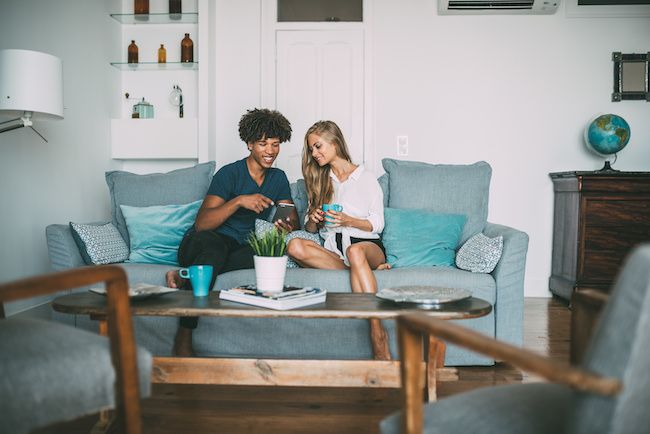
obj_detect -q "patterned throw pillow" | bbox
[69,222,130,265]
[254,219,322,268]
[455,233,503,273]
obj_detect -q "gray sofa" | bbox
[46,158,529,366]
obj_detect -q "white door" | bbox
[274,30,364,182]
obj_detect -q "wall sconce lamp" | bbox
[0,49,64,142]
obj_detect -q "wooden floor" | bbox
[37,297,570,434]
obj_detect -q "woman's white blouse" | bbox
[318,165,384,264]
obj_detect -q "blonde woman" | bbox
[286,120,391,360]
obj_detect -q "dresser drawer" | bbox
[584,199,650,226]
[583,225,650,251]
[580,249,626,284]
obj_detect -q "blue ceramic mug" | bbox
[179,265,213,297]
[322,203,343,225]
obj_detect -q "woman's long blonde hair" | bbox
[302,120,353,216]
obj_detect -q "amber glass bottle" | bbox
[158,44,167,63]
[134,0,149,15]
[169,0,182,19]
[128,40,138,64]
[181,33,193,63]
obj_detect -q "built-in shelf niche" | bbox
[110,118,198,159]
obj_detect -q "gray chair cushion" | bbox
[380,383,575,434]
[571,245,650,434]
[382,159,491,244]
[0,317,152,434]
[105,161,215,246]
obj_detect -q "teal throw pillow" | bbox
[383,208,466,268]
[120,200,202,265]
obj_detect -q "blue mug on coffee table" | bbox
[322,203,343,225]
[179,265,213,297]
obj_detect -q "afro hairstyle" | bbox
[238,108,292,144]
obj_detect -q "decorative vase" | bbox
[169,0,182,19]
[128,40,138,64]
[253,255,288,293]
[134,0,149,20]
[181,33,193,63]
[158,44,166,63]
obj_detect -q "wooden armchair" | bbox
[381,244,650,434]
[0,266,151,434]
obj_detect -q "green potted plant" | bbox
[248,229,288,293]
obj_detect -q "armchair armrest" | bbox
[483,222,529,347]
[0,266,143,434]
[397,313,621,434]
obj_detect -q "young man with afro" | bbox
[166,108,299,356]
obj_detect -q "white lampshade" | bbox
[0,49,64,120]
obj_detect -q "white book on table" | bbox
[219,286,327,310]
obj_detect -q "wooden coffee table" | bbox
[53,291,491,401]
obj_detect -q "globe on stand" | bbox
[584,114,631,172]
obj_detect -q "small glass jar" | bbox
[158,44,167,63]
[128,40,138,64]
[181,33,193,63]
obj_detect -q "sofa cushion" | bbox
[382,208,466,268]
[290,179,308,228]
[105,162,215,246]
[69,222,129,265]
[121,200,202,265]
[382,159,491,244]
[0,317,152,434]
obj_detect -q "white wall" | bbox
[1,1,648,312]
[0,0,120,314]
[212,1,650,297]
[370,0,650,296]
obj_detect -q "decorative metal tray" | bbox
[376,286,472,305]
[89,283,178,300]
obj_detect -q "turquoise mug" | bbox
[179,265,213,297]
[322,203,343,225]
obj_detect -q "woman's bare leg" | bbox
[346,243,391,360]
[286,238,347,270]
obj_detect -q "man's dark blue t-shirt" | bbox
[206,158,292,244]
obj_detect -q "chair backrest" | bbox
[570,245,650,434]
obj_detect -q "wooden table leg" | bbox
[425,335,446,402]
[91,316,116,434]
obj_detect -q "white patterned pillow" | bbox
[254,219,322,268]
[455,233,503,273]
[70,222,130,265]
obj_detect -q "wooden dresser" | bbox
[549,171,650,300]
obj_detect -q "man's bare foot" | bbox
[370,319,392,360]
[172,327,195,357]
[166,269,185,288]
[376,263,391,271]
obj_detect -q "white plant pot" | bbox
[254,255,288,293]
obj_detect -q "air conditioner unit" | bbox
[438,0,560,14]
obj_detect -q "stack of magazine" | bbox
[219,285,327,310]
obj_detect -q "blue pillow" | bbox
[120,200,202,265]
[382,208,466,268]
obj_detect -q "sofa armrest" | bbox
[483,222,529,347]
[46,224,85,271]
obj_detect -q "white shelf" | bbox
[110,118,198,159]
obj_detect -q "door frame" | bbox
[260,0,376,174]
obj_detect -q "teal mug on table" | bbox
[179,265,213,297]
[322,203,343,225]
